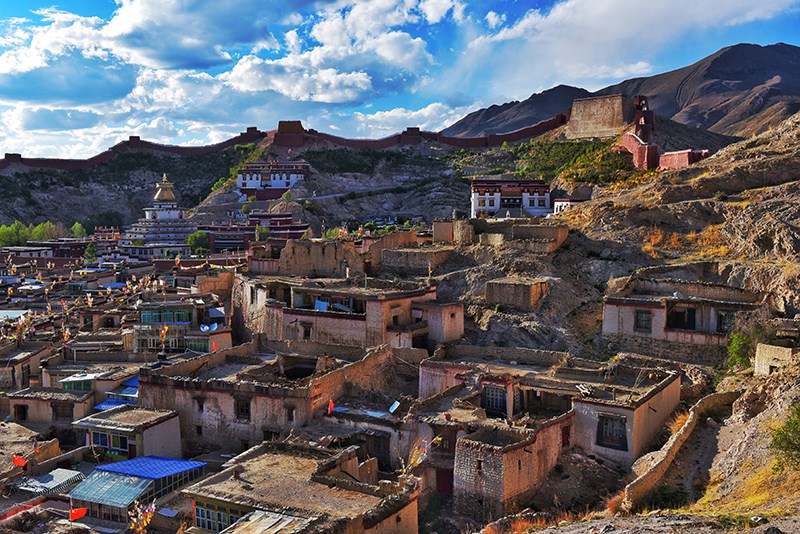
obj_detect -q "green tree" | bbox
[727,332,752,369]
[281,190,292,202]
[9,221,30,245]
[84,242,98,264]
[256,226,271,241]
[71,222,87,238]
[30,221,59,241]
[241,203,252,215]
[186,231,210,254]
[771,403,800,468]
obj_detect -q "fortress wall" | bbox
[0,128,266,173]
[564,95,631,139]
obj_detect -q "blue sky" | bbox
[1,0,799,158]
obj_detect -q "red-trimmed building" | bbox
[471,178,551,218]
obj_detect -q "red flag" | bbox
[69,507,87,521]
[12,454,26,467]
[328,399,334,415]
[211,341,218,352]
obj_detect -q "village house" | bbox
[182,441,419,534]
[8,388,94,429]
[234,275,463,348]
[0,423,62,484]
[602,277,767,361]
[0,338,56,391]
[137,341,417,455]
[411,344,680,519]
[73,405,181,460]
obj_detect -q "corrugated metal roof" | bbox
[97,456,206,480]
[221,510,312,533]
[69,471,151,508]
[15,468,85,495]
[94,398,135,411]
[121,376,139,388]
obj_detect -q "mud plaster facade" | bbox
[485,277,548,311]
[432,220,474,245]
[138,343,405,453]
[572,373,680,468]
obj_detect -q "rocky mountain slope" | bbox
[0,147,246,226]
[446,43,800,138]
[441,85,590,137]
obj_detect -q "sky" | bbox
[0,0,799,158]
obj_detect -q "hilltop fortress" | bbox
[1,94,709,174]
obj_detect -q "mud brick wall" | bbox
[564,95,632,139]
[603,334,727,366]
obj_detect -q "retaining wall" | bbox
[621,390,741,511]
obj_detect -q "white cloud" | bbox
[419,0,453,24]
[227,55,372,103]
[348,102,475,136]
[484,11,505,29]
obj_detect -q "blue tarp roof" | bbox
[97,456,206,480]
[70,471,151,508]
[115,386,139,397]
[121,376,139,388]
[101,282,127,288]
[94,398,135,411]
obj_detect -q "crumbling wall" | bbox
[485,278,548,311]
[381,248,453,275]
[622,390,741,511]
[564,95,632,139]
[277,239,362,277]
[754,343,799,376]
[603,334,727,366]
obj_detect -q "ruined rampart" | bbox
[621,390,741,511]
[564,95,633,139]
[0,127,266,173]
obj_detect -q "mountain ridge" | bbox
[445,42,800,138]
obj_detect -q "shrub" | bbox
[668,410,690,434]
[713,191,729,201]
[727,332,752,369]
[771,403,800,468]
[605,491,625,514]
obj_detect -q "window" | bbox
[717,310,736,333]
[52,403,73,422]
[667,307,696,330]
[537,198,545,207]
[286,406,295,423]
[529,199,535,207]
[488,199,495,207]
[195,397,205,412]
[110,434,128,452]
[249,286,256,304]
[634,310,652,333]
[235,398,251,421]
[597,415,628,451]
[478,199,486,207]
[518,459,522,471]
[196,425,203,436]
[476,460,482,471]
[92,432,108,447]
[301,323,312,340]
[483,385,506,415]
[195,503,234,533]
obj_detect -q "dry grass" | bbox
[668,410,690,434]
[642,227,665,258]
[606,491,626,515]
[697,224,731,257]
[488,509,594,533]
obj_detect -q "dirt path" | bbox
[659,404,736,503]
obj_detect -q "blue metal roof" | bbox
[121,376,139,388]
[97,456,206,480]
[70,471,151,508]
[94,398,135,411]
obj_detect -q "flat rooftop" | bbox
[8,387,93,402]
[186,449,381,519]
[73,405,176,432]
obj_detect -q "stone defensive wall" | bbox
[271,115,567,150]
[0,127,267,172]
[621,390,742,511]
[564,95,634,139]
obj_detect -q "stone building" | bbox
[137,342,414,454]
[602,277,767,358]
[234,275,463,349]
[754,342,799,376]
[470,178,551,218]
[182,441,419,533]
[73,405,181,460]
[118,175,196,259]
[485,277,549,311]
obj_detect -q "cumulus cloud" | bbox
[419,0,454,24]
[484,11,505,29]
[348,102,475,136]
